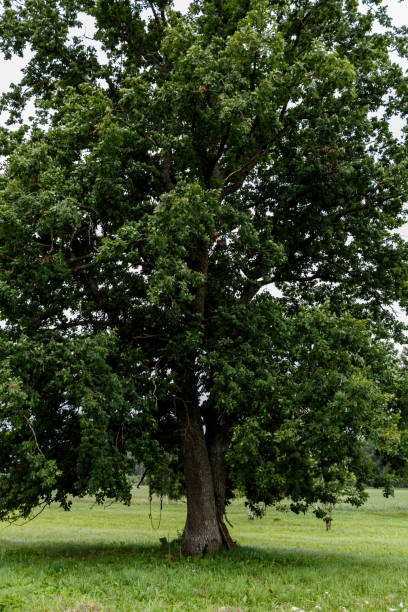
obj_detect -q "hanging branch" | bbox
[23,414,45,457]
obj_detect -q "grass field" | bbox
[1,488,408,611]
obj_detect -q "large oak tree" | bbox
[1,0,408,555]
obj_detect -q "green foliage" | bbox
[0,0,408,533]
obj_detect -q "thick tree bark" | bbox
[180,402,224,556]
[208,427,227,516]
[179,402,235,555]
[207,423,235,550]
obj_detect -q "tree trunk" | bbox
[178,255,234,556]
[180,402,224,556]
[208,427,228,516]
[207,423,235,550]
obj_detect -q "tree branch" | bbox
[292,0,328,54]
[160,153,174,191]
[147,0,164,42]
[332,192,404,222]
[221,119,289,199]
[221,145,267,198]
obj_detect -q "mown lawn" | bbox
[1,488,408,611]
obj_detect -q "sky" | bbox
[0,0,408,324]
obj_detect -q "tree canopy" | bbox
[1,0,408,555]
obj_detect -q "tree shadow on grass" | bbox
[0,538,405,574]
[0,539,162,565]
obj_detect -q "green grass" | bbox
[1,488,408,611]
